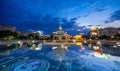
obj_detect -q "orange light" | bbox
[91,27,97,30]
[76,42,82,46]
[118,31,120,34]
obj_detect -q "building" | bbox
[52,24,65,40]
[88,27,120,37]
[36,31,43,36]
[117,28,120,34]
[99,27,118,37]
[87,27,98,38]
[64,32,72,40]
[16,31,33,37]
[90,27,98,37]
[73,35,83,40]
[0,24,16,32]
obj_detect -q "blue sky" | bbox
[0,0,120,35]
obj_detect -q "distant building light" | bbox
[36,31,43,36]
[91,32,97,36]
[118,31,120,34]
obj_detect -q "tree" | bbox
[99,35,110,40]
[0,30,18,40]
[115,34,120,40]
[27,34,35,40]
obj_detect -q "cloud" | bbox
[0,12,90,35]
[61,6,79,13]
[103,20,120,28]
[0,13,84,35]
[94,7,108,13]
[82,0,99,8]
[87,25,93,27]
[0,0,95,35]
[0,0,88,35]
[89,0,98,7]
[83,7,108,18]
[105,10,120,23]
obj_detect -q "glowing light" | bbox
[94,53,108,59]
[76,42,82,46]
[73,35,83,40]
[91,27,97,31]
[52,47,58,49]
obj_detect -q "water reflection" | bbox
[0,41,120,71]
[52,45,67,62]
[45,42,120,71]
[29,43,42,50]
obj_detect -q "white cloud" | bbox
[103,20,120,28]
[76,9,114,27]
[61,6,79,13]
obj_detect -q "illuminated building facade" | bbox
[64,32,72,40]
[89,27,120,38]
[0,24,16,32]
[73,35,83,40]
[99,27,118,36]
[52,24,65,40]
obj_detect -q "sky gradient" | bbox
[0,0,120,35]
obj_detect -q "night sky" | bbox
[0,0,120,35]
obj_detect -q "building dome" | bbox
[59,24,63,30]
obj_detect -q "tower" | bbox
[58,24,64,35]
[53,24,65,41]
[59,24,63,31]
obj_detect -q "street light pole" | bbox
[96,25,101,39]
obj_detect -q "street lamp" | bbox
[96,25,101,39]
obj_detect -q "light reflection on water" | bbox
[0,42,120,71]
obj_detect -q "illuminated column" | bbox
[96,25,101,37]
[65,32,67,41]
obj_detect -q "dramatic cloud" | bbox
[61,6,79,13]
[0,12,82,35]
[105,10,120,23]
[83,6,108,18]
[0,0,120,35]
[104,20,120,28]
[94,7,108,13]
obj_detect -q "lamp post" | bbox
[96,25,101,39]
[96,25,103,54]
[89,27,92,49]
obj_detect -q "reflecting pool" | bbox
[0,42,120,71]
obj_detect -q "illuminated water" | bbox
[0,43,120,71]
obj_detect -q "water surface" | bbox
[0,43,120,71]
